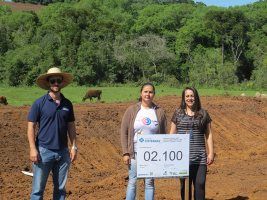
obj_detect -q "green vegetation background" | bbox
[0,0,266,90]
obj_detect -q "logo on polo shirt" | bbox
[62,107,69,111]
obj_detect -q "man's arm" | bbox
[27,122,39,163]
[68,121,77,162]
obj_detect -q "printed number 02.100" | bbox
[143,151,183,161]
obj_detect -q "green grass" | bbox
[0,86,265,106]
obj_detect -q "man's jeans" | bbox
[30,146,71,200]
[126,158,154,200]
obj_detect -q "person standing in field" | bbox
[170,86,214,200]
[121,82,167,200]
[27,67,78,200]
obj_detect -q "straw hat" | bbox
[36,67,73,90]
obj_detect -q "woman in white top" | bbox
[121,82,167,200]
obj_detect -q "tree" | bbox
[113,35,142,82]
[243,1,267,83]
[154,0,194,3]
[0,24,10,55]
[175,8,214,82]
[74,41,97,85]
[0,4,11,16]
[132,3,195,33]
[114,34,175,82]
[1,11,39,49]
[0,0,265,87]
[247,29,267,88]
[205,9,249,66]
[4,45,42,86]
[251,57,267,88]
[188,46,238,86]
[131,3,195,49]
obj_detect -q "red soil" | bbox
[0,96,266,199]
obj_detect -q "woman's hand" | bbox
[123,154,130,165]
[207,153,214,165]
[205,123,214,165]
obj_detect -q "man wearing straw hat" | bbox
[27,67,77,200]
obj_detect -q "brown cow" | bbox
[0,96,8,105]
[82,90,102,102]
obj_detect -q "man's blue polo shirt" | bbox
[28,93,75,150]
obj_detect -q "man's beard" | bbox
[50,87,61,93]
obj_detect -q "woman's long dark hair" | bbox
[138,82,155,102]
[180,86,201,112]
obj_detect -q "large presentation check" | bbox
[136,134,189,178]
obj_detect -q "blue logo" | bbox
[139,138,144,142]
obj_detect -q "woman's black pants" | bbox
[180,164,207,200]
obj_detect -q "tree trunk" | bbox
[221,40,224,66]
[142,69,145,79]
[153,62,157,74]
[230,38,243,65]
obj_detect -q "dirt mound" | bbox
[0,96,266,199]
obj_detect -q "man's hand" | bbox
[30,147,39,163]
[70,147,77,162]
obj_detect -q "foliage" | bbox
[114,34,175,83]
[251,57,267,89]
[205,9,249,67]
[0,0,265,89]
[3,45,42,86]
[187,46,238,87]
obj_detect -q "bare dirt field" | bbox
[0,96,266,200]
[0,2,43,12]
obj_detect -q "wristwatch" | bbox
[71,145,78,151]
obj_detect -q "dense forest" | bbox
[0,0,266,88]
